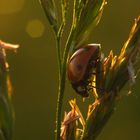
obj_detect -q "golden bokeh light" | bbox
[26,19,45,38]
[0,0,25,14]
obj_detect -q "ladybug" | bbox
[67,44,101,97]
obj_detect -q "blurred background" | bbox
[0,0,140,140]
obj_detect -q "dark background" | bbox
[0,0,140,140]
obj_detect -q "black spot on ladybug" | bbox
[76,64,83,71]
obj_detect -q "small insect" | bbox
[67,44,101,97]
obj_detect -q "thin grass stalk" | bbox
[55,0,77,138]
[55,26,76,140]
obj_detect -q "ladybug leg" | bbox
[87,79,104,92]
[91,70,104,75]
[91,85,105,93]
[87,85,99,99]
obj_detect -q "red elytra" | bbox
[67,44,100,97]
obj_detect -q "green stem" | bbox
[55,0,67,75]
[55,69,65,140]
[55,26,75,140]
[55,0,76,138]
[61,0,66,25]
[56,36,62,74]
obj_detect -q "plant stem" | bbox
[55,70,65,140]
[55,0,76,138]
[56,36,62,74]
[55,26,75,140]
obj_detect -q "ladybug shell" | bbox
[67,44,100,83]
